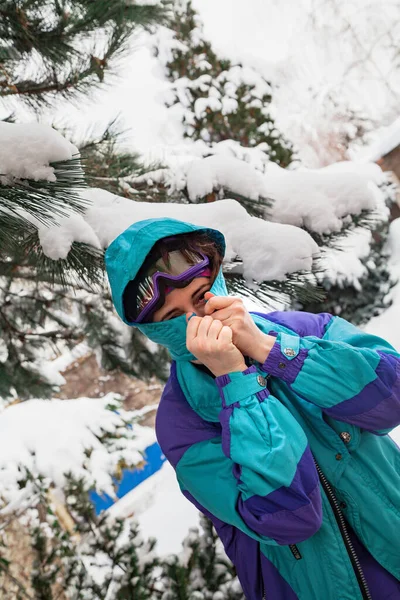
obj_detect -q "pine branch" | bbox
[224,267,326,308]
[305,207,387,249]
[0,222,105,291]
[0,1,167,106]
[0,155,88,227]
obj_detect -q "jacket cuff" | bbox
[258,331,309,384]
[215,365,270,407]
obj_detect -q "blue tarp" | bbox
[89,442,166,515]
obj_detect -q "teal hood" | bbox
[104,217,229,362]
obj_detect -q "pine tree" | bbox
[159,515,243,600]
[0,2,169,400]
[161,0,293,167]
[0,470,162,599]
[0,471,245,599]
[0,0,166,263]
[0,1,164,107]
[295,177,398,325]
[149,0,398,327]
[0,395,164,599]
[0,394,244,598]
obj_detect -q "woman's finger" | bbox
[208,319,223,340]
[197,315,214,339]
[204,295,237,316]
[219,325,233,344]
[208,307,234,323]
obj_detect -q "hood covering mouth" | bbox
[104,217,229,362]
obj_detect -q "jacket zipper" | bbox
[311,454,372,600]
[260,456,373,600]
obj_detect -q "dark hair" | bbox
[122,231,223,323]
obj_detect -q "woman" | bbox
[105,216,400,600]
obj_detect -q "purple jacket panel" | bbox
[323,352,400,431]
[237,445,323,545]
[182,489,265,600]
[250,310,333,338]
[155,364,221,469]
[183,487,301,600]
[260,552,300,600]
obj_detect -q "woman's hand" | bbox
[203,292,276,363]
[186,313,247,377]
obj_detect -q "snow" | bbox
[0,122,78,183]
[263,164,380,234]
[25,208,102,261]
[317,228,373,290]
[363,218,400,349]
[107,461,200,556]
[0,395,155,504]
[167,59,273,138]
[86,189,320,283]
[194,0,400,168]
[49,341,91,376]
[18,181,317,282]
[185,155,269,201]
[4,119,386,288]
[1,1,398,174]
[319,161,387,186]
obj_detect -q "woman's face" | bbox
[151,277,211,323]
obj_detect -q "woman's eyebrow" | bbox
[162,283,209,320]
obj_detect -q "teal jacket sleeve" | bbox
[163,365,323,546]
[256,313,400,436]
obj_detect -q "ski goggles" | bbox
[132,240,211,323]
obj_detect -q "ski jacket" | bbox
[105,217,400,600]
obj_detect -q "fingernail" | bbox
[188,312,196,321]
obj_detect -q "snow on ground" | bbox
[0,395,155,505]
[107,461,200,556]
